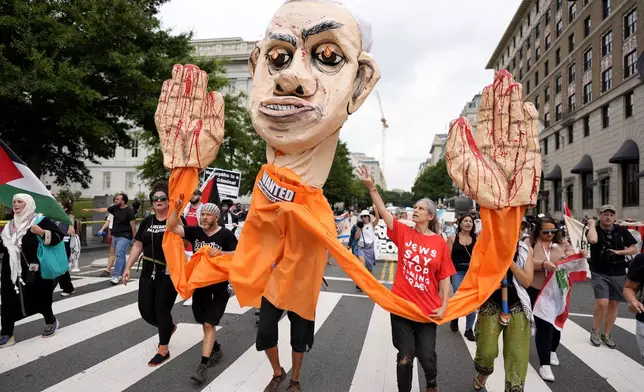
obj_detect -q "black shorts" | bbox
[255,296,315,353]
[192,282,229,325]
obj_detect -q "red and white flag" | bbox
[563,202,572,217]
[533,253,588,331]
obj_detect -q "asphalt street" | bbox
[0,247,642,392]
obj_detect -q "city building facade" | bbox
[429,133,448,166]
[350,152,387,190]
[460,94,483,135]
[45,37,258,198]
[487,0,643,219]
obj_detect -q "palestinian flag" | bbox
[0,139,70,224]
[200,170,221,207]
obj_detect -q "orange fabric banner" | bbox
[228,165,337,320]
[164,165,524,324]
[163,167,230,299]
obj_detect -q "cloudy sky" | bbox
[159,0,520,191]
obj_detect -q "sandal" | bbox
[473,373,487,390]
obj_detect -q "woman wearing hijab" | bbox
[0,194,65,347]
[54,200,78,296]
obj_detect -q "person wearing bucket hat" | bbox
[354,208,379,276]
[586,204,638,349]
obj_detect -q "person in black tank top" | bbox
[472,239,535,392]
[448,215,477,340]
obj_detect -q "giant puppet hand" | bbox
[158,64,226,299]
[445,70,541,208]
[155,64,225,170]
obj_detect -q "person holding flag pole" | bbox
[527,217,588,382]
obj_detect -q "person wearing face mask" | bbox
[0,194,65,347]
[586,205,638,349]
[447,214,477,341]
[122,183,184,367]
[527,217,587,382]
[168,200,237,384]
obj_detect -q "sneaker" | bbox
[42,319,59,338]
[550,352,560,366]
[110,276,120,285]
[464,329,475,342]
[183,298,193,307]
[601,333,617,349]
[450,319,459,332]
[539,365,555,382]
[263,367,286,392]
[190,363,208,383]
[100,270,110,277]
[61,291,75,297]
[207,349,224,367]
[590,330,602,347]
[0,335,15,348]
[286,380,302,392]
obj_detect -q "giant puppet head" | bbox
[248,0,380,187]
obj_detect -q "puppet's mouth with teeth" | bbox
[259,99,316,118]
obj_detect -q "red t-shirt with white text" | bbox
[185,206,199,227]
[387,219,455,316]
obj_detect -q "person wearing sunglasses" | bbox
[527,217,586,382]
[121,183,185,367]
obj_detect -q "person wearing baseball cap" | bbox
[586,204,638,349]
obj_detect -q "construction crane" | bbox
[376,91,389,177]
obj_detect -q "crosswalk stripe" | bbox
[204,292,342,391]
[0,277,107,305]
[560,319,644,392]
[457,316,552,392]
[0,295,182,374]
[349,304,421,392]
[5,281,140,327]
[41,323,205,392]
[569,312,638,335]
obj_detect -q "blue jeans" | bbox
[112,236,132,278]
[451,270,476,330]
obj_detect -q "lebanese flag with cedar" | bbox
[533,253,588,331]
[0,139,70,224]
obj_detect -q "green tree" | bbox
[323,140,356,205]
[0,0,204,187]
[412,159,456,201]
[382,189,415,207]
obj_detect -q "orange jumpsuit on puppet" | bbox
[163,163,525,324]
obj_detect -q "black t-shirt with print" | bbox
[107,205,136,239]
[183,225,238,254]
[589,224,637,276]
[134,215,186,275]
[627,253,644,323]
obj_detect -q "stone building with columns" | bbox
[487,0,643,219]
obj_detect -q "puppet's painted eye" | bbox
[314,44,344,67]
[267,48,292,70]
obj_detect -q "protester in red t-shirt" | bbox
[358,166,454,392]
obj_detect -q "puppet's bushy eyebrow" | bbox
[269,33,297,46]
[302,21,344,41]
